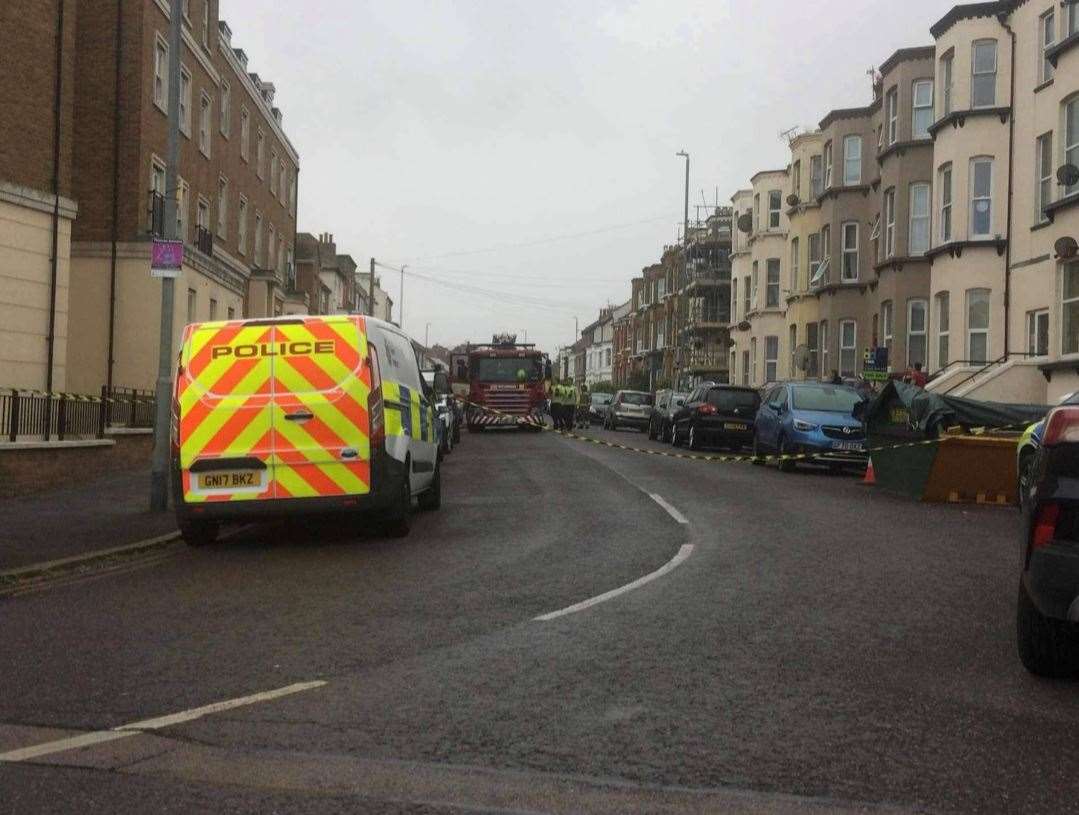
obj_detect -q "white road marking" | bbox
[534,543,695,621]
[649,493,689,524]
[0,680,326,763]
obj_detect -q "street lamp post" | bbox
[399,265,407,330]
[425,322,431,348]
[675,150,690,393]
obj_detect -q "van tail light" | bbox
[367,342,385,449]
[697,404,717,416]
[1032,503,1061,550]
[1042,406,1079,446]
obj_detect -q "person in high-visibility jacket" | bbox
[551,381,575,431]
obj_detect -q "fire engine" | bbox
[451,334,550,432]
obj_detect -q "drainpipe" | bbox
[45,0,66,394]
[1000,14,1017,358]
[106,0,123,395]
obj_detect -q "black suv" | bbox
[1017,405,1079,677]
[671,384,760,451]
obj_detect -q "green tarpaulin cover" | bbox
[865,380,1049,437]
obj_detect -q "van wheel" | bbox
[688,426,700,451]
[383,471,412,538]
[180,519,219,548]
[418,462,442,511]
[1017,581,1079,677]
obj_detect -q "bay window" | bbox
[1037,133,1053,221]
[972,40,997,108]
[843,135,861,185]
[887,87,898,144]
[912,80,933,139]
[909,182,930,255]
[839,320,857,377]
[936,292,950,369]
[907,299,927,368]
[841,222,858,280]
[766,259,780,307]
[939,164,953,243]
[967,288,990,363]
[765,336,779,383]
[970,158,993,237]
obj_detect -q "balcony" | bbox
[684,304,730,332]
[682,264,731,291]
[148,191,166,237]
[682,350,729,374]
[194,225,214,257]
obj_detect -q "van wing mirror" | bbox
[433,371,450,396]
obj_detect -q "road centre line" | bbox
[649,493,689,525]
[534,544,694,622]
[0,681,326,763]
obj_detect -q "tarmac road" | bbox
[2,424,1077,814]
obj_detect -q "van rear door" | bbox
[177,321,277,504]
[270,316,371,500]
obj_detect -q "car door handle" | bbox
[284,411,314,422]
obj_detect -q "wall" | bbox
[0,431,152,499]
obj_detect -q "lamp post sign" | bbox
[150,239,183,278]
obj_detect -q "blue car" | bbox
[753,382,867,472]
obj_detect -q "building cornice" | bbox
[0,181,77,219]
[1047,29,1079,68]
[924,237,1008,260]
[877,138,933,164]
[930,2,1020,39]
[879,45,937,77]
[819,103,877,131]
[927,106,1011,138]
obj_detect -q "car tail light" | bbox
[698,404,717,415]
[1032,502,1061,549]
[1042,406,1079,446]
[367,342,385,448]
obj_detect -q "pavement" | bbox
[1,424,1076,814]
[0,470,177,572]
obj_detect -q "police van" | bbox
[171,314,444,545]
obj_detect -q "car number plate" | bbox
[197,471,261,490]
[831,441,864,452]
[724,423,747,431]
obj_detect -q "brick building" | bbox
[293,232,364,317]
[40,0,301,393]
[0,0,78,390]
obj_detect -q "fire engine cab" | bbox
[451,334,550,432]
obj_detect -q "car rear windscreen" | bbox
[791,386,862,412]
[706,389,759,412]
[621,392,653,406]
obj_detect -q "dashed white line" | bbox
[0,680,326,763]
[534,544,695,621]
[649,493,689,525]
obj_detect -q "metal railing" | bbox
[1,387,155,442]
[682,350,728,372]
[194,225,214,256]
[931,353,1038,395]
[148,190,167,237]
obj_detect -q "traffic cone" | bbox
[861,457,876,485]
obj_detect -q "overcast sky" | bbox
[226,0,949,354]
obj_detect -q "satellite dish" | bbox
[737,213,753,233]
[1057,164,1079,187]
[794,344,811,372]
[1056,236,1079,260]
[786,193,800,207]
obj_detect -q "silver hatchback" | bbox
[605,390,654,431]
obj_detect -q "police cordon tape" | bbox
[454,397,1033,467]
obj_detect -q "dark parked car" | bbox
[1017,405,1079,677]
[753,382,866,471]
[671,384,760,451]
[649,389,688,442]
[605,390,654,431]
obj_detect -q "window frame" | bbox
[810,155,823,198]
[240,107,250,161]
[966,288,991,363]
[270,149,279,194]
[820,320,829,377]
[1040,9,1056,85]
[939,163,953,244]
[936,291,950,370]
[909,182,931,256]
[843,134,861,186]
[219,80,231,138]
[237,194,248,255]
[179,65,192,136]
[789,324,798,377]
[1065,96,1079,198]
[886,87,898,145]
[1027,308,1050,357]
[153,35,169,112]
[764,336,779,383]
[768,190,782,229]
[256,129,265,179]
[216,174,228,238]
[1037,132,1054,222]
[972,39,998,109]
[790,236,799,291]
[941,52,953,116]
[969,157,994,238]
[187,288,197,324]
[839,319,857,378]
[823,141,833,189]
[198,90,212,158]
[1063,262,1079,356]
[750,338,758,384]
[841,221,858,281]
[907,298,928,368]
[766,258,781,308]
[881,300,894,356]
[884,188,896,257]
[751,263,758,310]
[912,79,933,140]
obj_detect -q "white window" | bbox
[742,276,750,316]
[179,66,192,135]
[750,338,758,384]
[751,262,758,309]
[268,224,276,268]
[972,40,997,108]
[280,160,288,205]
[790,237,799,290]
[841,222,858,280]
[886,87,898,144]
[909,182,930,255]
[237,195,248,255]
[843,135,861,185]
[912,80,933,139]
[820,321,829,376]
[939,164,953,243]
[216,176,227,237]
[936,292,950,369]
[240,108,250,161]
[941,52,953,116]
[196,196,209,232]
[1066,98,1079,197]
[254,212,263,265]
[766,258,780,307]
[1028,309,1049,356]
[1064,263,1079,355]
[789,324,798,376]
[765,336,779,383]
[1040,10,1056,84]
[792,161,801,198]
[839,320,857,377]
[823,141,833,189]
[220,80,230,137]
[967,288,990,363]
[808,233,821,283]
[176,179,189,242]
[970,158,993,237]
[731,278,738,321]
[270,150,278,194]
[753,194,760,231]
[908,299,928,367]
[201,0,209,47]
[198,92,212,157]
[153,37,168,111]
[810,155,823,198]
[881,301,894,355]
[768,190,781,229]
[256,130,265,179]
[150,158,166,196]
[884,188,896,257]
[1069,2,1079,36]
[1037,133,1054,222]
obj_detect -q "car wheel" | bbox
[180,518,219,548]
[777,436,796,472]
[648,422,657,440]
[751,433,765,465]
[688,425,700,451]
[671,424,683,448]
[1017,580,1079,678]
[383,469,413,538]
[418,461,441,511]
[1018,449,1037,512]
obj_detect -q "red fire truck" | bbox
[451,335,550,432]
